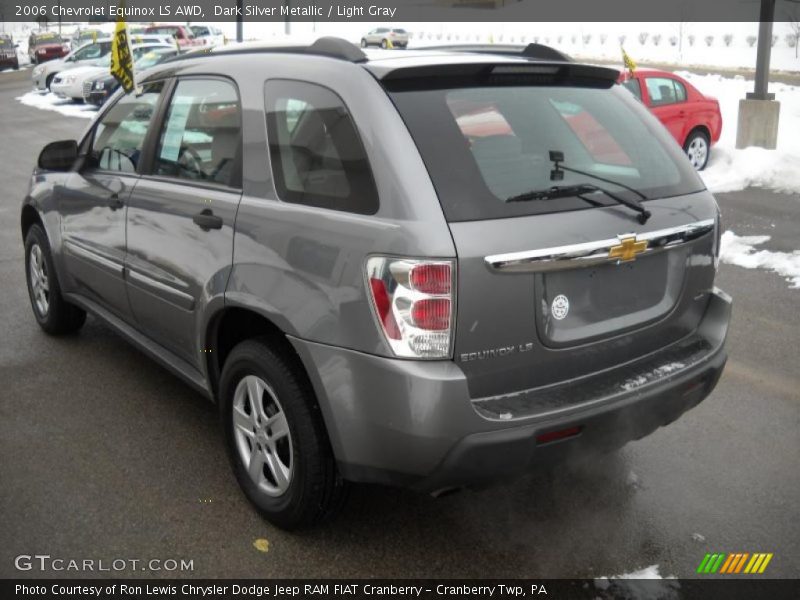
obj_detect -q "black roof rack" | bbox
[415,43,572,62]
[164,36,368,65]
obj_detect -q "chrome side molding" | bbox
[485,218,716,273]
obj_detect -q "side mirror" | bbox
[38,140,78,171]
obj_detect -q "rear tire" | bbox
[220,338,347,529]
[24,224,86,335]
[45,73,56,91]
[684,129,710,171]
[380,39,388,49]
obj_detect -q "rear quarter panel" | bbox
[204,56,456,355]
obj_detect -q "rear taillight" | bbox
[366,257,455,359]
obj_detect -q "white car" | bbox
[50,43,173,101]
[190,25,226,47]
[31,39,111,91]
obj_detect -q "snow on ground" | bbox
[720,231,800,289]
[679,72,800,194]
[594,565,679,600]
[16,91,97,119]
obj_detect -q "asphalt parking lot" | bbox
[0,67,798,580]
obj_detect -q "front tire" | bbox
[380,39,388,49]
[24,224,86,335]
[684,130,710,171]
[45,73,56,91]
[220,338,347,529]
[360,38,368,48]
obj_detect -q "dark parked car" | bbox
[84,47,179,106]
[0,35,19,70]
[21,39,730,529]
[28,31,69,64]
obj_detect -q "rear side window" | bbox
[265,80,378,215]
[645,77,685,106]
[154,78,242,187]
[390,82,703,222]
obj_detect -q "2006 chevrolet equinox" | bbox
[21,38,731,529]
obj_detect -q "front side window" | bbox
[621,78,642,100]
[265,80,378,215]
[645,77,684,106]
[72,43,105,61]
[154,78,242,187]
[90,82,164,173]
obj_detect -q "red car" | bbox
[144,25,204,49]
[27,31,69,65]
[619,69,722,170]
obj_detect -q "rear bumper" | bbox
[290,288,731,492]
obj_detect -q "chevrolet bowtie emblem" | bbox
[609,234,648,262]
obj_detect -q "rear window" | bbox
[390,82,703,222]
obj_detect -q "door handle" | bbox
[192,209,223,231]
[107,193,124,211]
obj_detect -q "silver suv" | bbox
[361,27,409,48]
[21,38,730,529]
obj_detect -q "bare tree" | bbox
[723,34,733,47]
[772,34,778,47]
[618,34,626,45]
[746,35,757,47]
[582,34,592,45]
[688,34,696,46]
[788,9,800,58]
[600,33,607,45]
[638,32,649,44]
[669,36,678,46]
[704,35,714,47]
[652,33,662,46]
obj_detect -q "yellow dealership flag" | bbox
[622,46,637,75]
[110,9,135,93]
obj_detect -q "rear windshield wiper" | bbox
[507,183,652,224]
[533,150,652,224]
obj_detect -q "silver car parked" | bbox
[361,27,409,48]
[22,38,730,529]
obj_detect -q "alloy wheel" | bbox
[687,136,708,170]
[232,375,293,496]
[29,244,50,316]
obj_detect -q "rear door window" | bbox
[264,80,378,215]
[645,77,684,106]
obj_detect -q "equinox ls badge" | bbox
[609,234,649,263]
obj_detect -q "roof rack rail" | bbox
[163,36,367,65]
[415,43,572,62]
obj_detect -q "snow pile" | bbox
[16,91,97,120]
[678,72,800,194]
[720,231,800,289]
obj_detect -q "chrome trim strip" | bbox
[484,218,716,273]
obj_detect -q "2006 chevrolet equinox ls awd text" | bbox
[21,38,731,529]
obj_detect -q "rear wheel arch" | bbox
[685,124,710,146]
[205,307,310,401]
